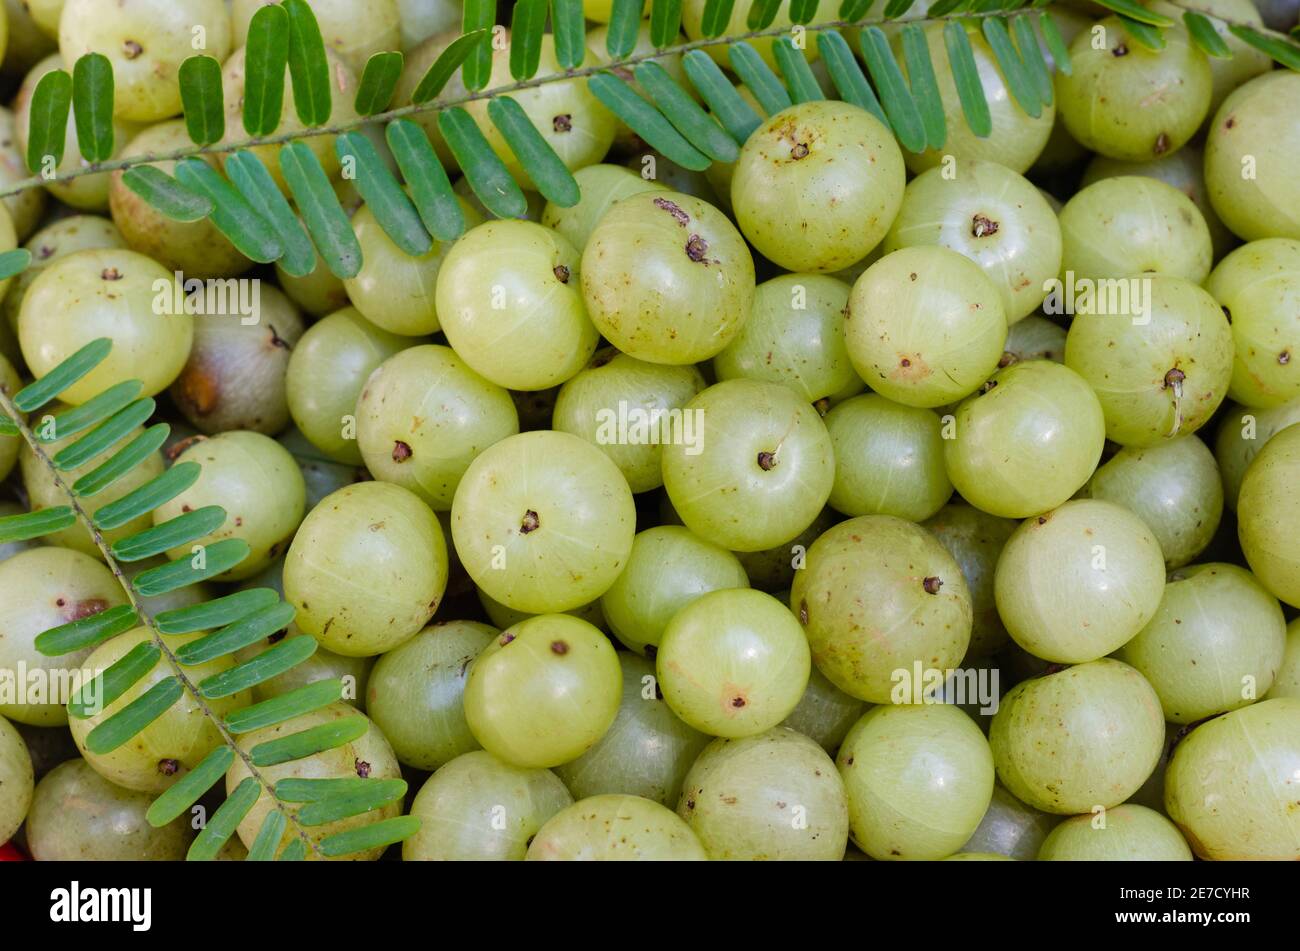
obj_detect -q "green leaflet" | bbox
[155,587,281,636]
[297,779,407,826]
[816,31,889,129]
[1013,14,1054,107]
[14,338,110,412]
[588,73,711,171]
[224,678,344,734]
[0,507,76,544]
[858,26,926,153]
[1091,0,1174,27]
[93,462,202,531]
[1182,12,1231,58]
[1038,12,1073,77]
[280,141,363,278]
[461,0,497,90]
[1119,15,1167,50]
[174,158,284,263]
[224,150,317,278]
[275,776,382,802]
[982,17,1043,118]
[283,0,333,126]
[198,634,317,699]
[681,51,764,143]
[651,0,685,48]
[34,604,138,657]
[39,381,143,444]
[247,811,288,861]
[552,0,588,68]
[606,0,646,59]
[146,746,235,827]
[411,29,491,103]
[1227,24,1300,70]
[73,423,171,498]
[632,61,741,162]
[188,777,260,861]
[511,0,549,79]
[131,538,252,596]
[788,0,822,25]
[700,0,737,37]
[243,3,289,136]
[0,248,32,283]
[250,716,369,767]
[901,24,946,151]
[71,53,115,162]
[177,55,224,146]
[175,601,297,666]
[773,36,826,104]
[110,506,227,563]
[121,167,213,222]
[438,106,529,218]
[68,641,159,720]
[335,131,432,256]
[51,398,155,471]
[945,21,993,137]
[317,816,421,858]
[25,68,71,174]
[726,43,792,117]
[386,119,465,242]
[354,51,404,116]
[84,676,183,754]
[486,98,582,206]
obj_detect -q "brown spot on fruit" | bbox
[923,576,943,595]
[731,696,746,708]
[653,197,690,226]
[553,264,570,284]
[520,509,540,534]
[354,759,371,778]
[685,234,709,262]
[499,632,516,646]
[1154,132,1170,154]
[101,267,123,281]
[157,759,179,776]
[1164,367,1186,389]
[550,640,569,655]
[998,351,1017,368]
[1280,350,1291,365]
[1113,43,1128,56]
[799,599,809,625]
[971,215,999,238]
[124,40,143,59]
[552,114,572,132]
[791,142,810,159]
[757,450,777,470]
[392,440,412,463]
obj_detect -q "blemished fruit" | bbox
[1000,315,1067,366]
[540,164,667,252]
[19,248,193,405]
[1083,436,1223,569]
[286,307,418,465]
[599,526,749,657]
[551,348,706,494]
[1037,804,1192,861]
[779,665,868,755]
[0,547,127,726]
[170,284,305,435]
[824,393,952,522]
[944,360,1105,519]
[452,430,636,614]
[463,614,622,769]
[356,344,519,510]
[883,161,1062,324]
[69,628,251,793]
[845,246,1007,409]
[661,379,834,552]
[1116,563,1286,723]
[403,750,574,860]
[1056,17,1212,162]
[227,704,402,861]
[1164,698,1300,860]
[581,191,756,365]
[790,515,972,704]
[989,659,1165,814]
[677,727,848,860]
[1214,400,1300,510]
[284,482,449,656]
[526,794,707,861]
[656,588,811,739]
[731,101,905,273]
[1237,423,1300,607]
[837,704,995,861]
[1064,275,1233,447]
[923,503,1018,658]
[154,432,307,581]
[1057,177,1213,285]
[1151,0,1271,116]
[1204,71,1300,242]
[436,220,598,390]
[232,0,399,77]
[25,759,192,860]
[1207,239,1300,410]
[959,783,1060,861]
[0,713,34,843]
[994,499,1166,664]
[712,274,860,406]
[555,653,711,806]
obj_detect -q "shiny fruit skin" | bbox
[463,614,622,769]
[779,664,869,755]
[0,713,33,843]
[959,782,1060,861]
[922,503,1018,658]
[1037,804,1192,860]
[540,163,666,253]
[526,793,707,860]
[1214,399,1300,510]
[1237,422,1300,607]
[1267,619,1300,700]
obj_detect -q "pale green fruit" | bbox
[154,432,306,581]
[356,344,519,510]
[437,220,598,390]
[344,199,482,337]
[464,615,621,769]
[1063,275,1233,447]
[0,107,46,240]
[526,794,707,860]
[0,713,33,842]
[780,664,869,755]
[284,482,449,656]
[1081,145,1236,259]
[1150,0,1271,116]
[552,348,706,494]
[1057,17,1211,161]
[733,506,838,593]
[959,783,1060,861]
[403,750,574,860]
[0,547,126,726]
[2,215,126,340]
[365,620,495,771]
[990,659,1165,814]
[1083,436,1223,569]
[26,759,192,860]
[657,588,810,739]
[0,354,21,482]
[1214,400,1300,510]
[477,588,608,633]
[109,121,251,278]
[837,704,994,861]
[600,526,749,657]
[276,245,350,318]
[1058,177,1213,284]
[286,307,418,465]
[677,727,849,860]
[883,161,1062,323]
[540,164,667,253]
[70,628,251,793]
[943,360,1105,519]
[1207,238,1300,410]
[731,101,905,273]
[1204,71,1300,242]
[994,499,1166,664]
[824,393,952,522]
[452,430,636,614]
[1265,619,1300,700]
[682,0,833,70]
[581,191,756,365]
[790,515,972,704]
[923,503,1018,658]
[1165,698,1300,859]
[228,704,402,861]
[1237,423,1300,607]
[60,0,231,121]
[661,380,834,552]
[233,632,373,710]
[1116,563,1286,723]
[713,274,859,405]
[277,427,366,511]
[555,653,710,806]
[1038,804,1192,860]
[232,0,398,76]
[901,23,1055,174]
[19,248,192,405]
[0,501,39,565]
[845,246,1007,409]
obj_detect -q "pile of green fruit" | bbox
[0,0,1298,863]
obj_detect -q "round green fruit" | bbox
[1237,422,1300,607]
[779,665,869,755]
[540,163,666,253]
[922,503,1018,658]
[1038,804,1192,860]
[0,713,33,843]
[526,794,707,860]
[1214,400,1300,510]
[959,783,1060,861]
